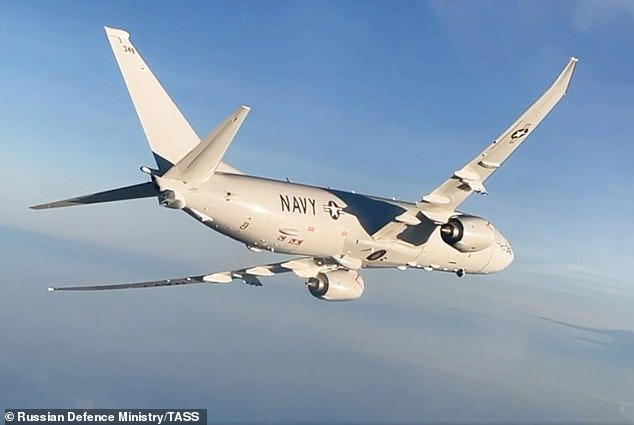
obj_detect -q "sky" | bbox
[1,1,633,423]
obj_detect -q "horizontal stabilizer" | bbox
[30,182,156,210]
[165,106,250,183]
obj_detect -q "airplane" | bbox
[32,27,577,301]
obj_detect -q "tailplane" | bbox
[164,105,250,183]
[30,182,156,210]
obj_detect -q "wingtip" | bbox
[570,56,579,63]
[29,204,49,210]
[47,287,55,292]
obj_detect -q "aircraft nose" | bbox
[500,244,514,270]
[486,240,514,273]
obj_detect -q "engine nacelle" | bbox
[307,269,365,301]
[440,215,496,253]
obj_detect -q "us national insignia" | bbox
[510,127,529,139]
[323,200,345,220]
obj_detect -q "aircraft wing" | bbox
[419,57,577,217]
[48,257,339,291]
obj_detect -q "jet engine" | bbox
[440,215,496,253]
[307,269,365,301]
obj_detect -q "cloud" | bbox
[513,262,634,299]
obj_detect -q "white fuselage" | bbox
[155,172,514,275]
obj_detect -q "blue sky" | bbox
[1,1,634,422]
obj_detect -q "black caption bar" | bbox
[4,409,206,425]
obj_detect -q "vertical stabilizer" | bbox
[104,26,200,171]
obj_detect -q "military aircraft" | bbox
[33,27,577,301]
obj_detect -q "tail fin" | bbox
[30,182,157,210]
[104,26,201,171]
